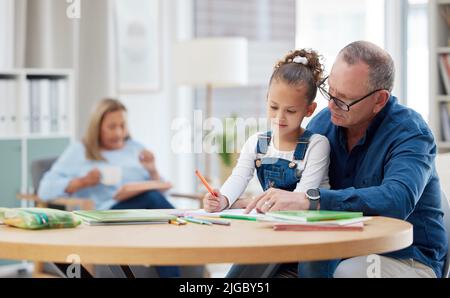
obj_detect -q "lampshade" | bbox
[174,37,248,88]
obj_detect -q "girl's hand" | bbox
[203,189,229,212]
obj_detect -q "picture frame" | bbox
[116,0,162,93]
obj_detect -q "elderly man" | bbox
[247,41,448,278]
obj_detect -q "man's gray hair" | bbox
[338,41,395,92]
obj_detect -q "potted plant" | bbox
[215,115,257,184]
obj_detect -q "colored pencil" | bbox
[195,170,218,198]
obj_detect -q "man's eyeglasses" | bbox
[318,77,385,112]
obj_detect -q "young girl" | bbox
[203,49,330,214]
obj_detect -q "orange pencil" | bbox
[195,170,218,198]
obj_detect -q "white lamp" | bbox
[174,37,249,180]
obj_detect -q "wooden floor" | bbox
[0,263,232,278]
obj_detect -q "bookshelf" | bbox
[0,68,75,205]
[0,69,75,269]
[430,0,450,151]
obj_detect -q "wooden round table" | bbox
[0,216,413,266]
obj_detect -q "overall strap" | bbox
[256,131,272,155]
[293,130,313,161]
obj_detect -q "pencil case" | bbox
[0,207,81,230]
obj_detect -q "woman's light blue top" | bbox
[38,139,151,210]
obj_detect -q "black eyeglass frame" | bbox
[318,76,386,112]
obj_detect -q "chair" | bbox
[17,157,94,211]
[441,191,450,278]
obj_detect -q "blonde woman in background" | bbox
[38,98,179,277]
[39,98,174,211]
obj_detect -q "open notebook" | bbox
[74,209,176,225]
[171,209,264,220]
[113,181,172,201]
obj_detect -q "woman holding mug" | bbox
[38,98,174,211]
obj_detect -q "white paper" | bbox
[172,208,263,218]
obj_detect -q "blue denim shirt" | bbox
[307,96,448,277]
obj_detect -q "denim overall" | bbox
[254,130,312,192]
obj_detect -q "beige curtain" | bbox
[15,0,118,137]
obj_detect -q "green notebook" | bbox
[73,210,176,224]
[266,210,363,222]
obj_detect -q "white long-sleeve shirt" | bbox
[220,132,331,207]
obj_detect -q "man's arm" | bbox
[320,133,436,220]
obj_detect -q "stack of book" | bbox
[73,210,177,226]
[265,210,371,231]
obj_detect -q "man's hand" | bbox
[245,188,310,214]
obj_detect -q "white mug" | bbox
[99,166,122,185]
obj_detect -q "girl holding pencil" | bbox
[203,49,330,214]
[202,49,334,278]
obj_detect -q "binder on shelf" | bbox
[0,79,17,137]
[49,80,59,133]
[5,79,17,136]
[0,72,71,138]
[23,79,30,135]
[58,79,69,134]
[39,79,51,135]
[29,79,41,134]
[441,102,450,142]
[0,80,6,136]
[10,80,18,136]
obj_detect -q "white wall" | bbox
[76,0,118,138]
[0,0,14,69]
[121,0,196,199]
